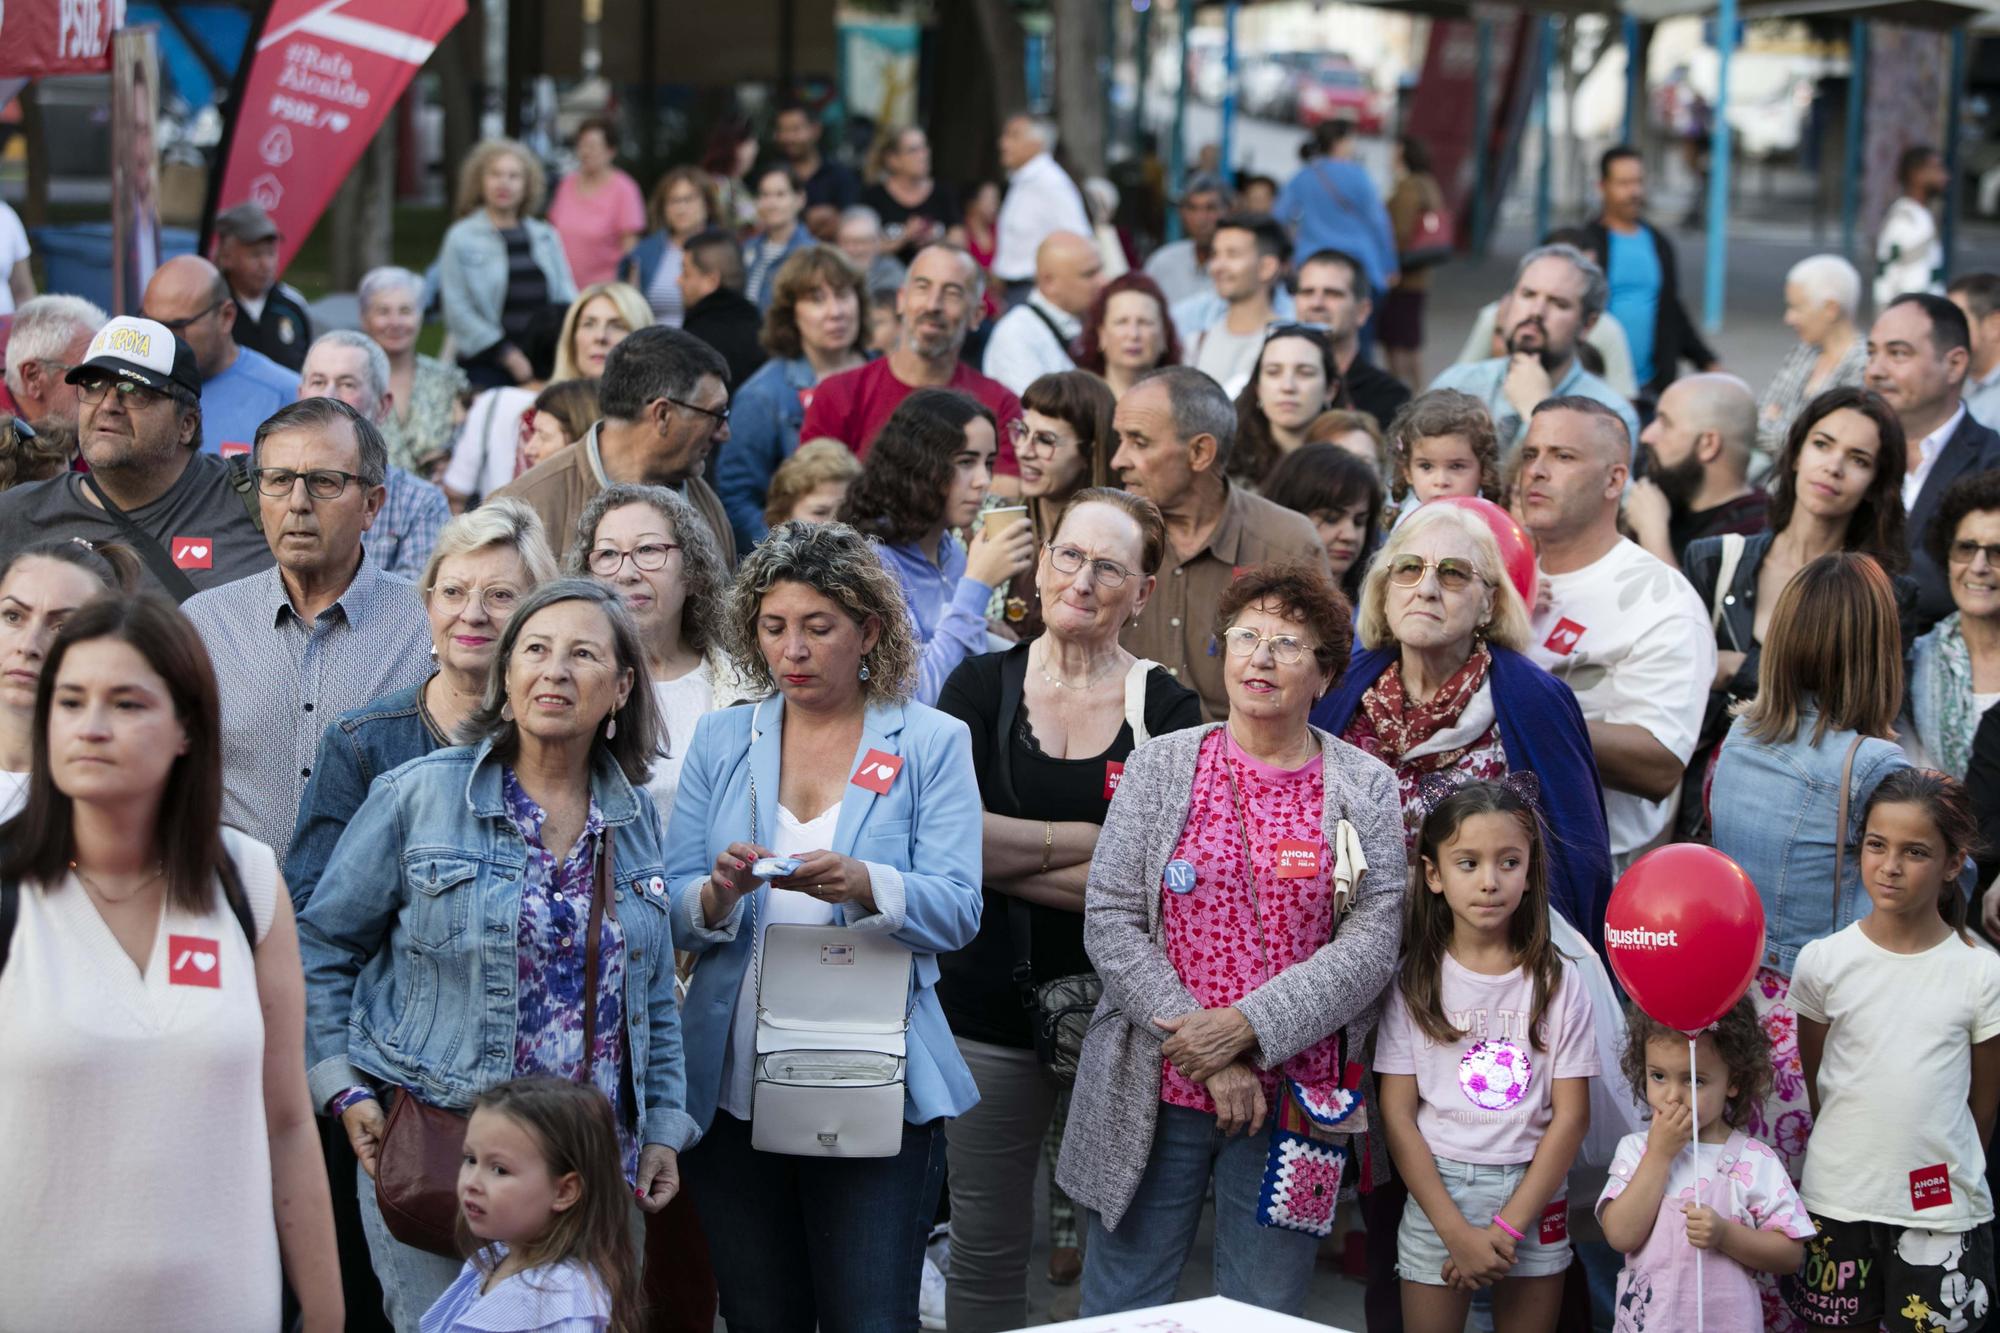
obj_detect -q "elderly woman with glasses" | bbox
[1057,562,1406,1317]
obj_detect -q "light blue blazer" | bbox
[667,693,985,1133]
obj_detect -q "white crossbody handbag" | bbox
[746,770,912,1158]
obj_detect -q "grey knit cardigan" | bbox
[1055,721,1408,1232]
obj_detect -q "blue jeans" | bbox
[354,1161,466,1333]
[683,1111,947,1332]
[1079,1102,1321,1316]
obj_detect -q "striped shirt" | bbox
[182,548,433,857]
[374,467,452,583]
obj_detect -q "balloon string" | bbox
[1691,1034,1705,1333]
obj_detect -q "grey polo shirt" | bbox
[182,548,432,857]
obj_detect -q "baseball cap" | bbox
[66,317,202,400]
[215,202,281,244]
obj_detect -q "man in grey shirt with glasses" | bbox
[181,396,430,857]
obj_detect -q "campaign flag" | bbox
[210,0,465,274]
[0,0,125,78]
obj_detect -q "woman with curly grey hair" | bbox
[665,520,984,1329]
[570,482,753,815]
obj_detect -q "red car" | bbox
[1297,63,1383,134]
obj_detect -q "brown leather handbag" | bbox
[374,835,615,1257]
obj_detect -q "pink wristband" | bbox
[1490,1214,1525,1242]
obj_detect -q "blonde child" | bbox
[1387,389,1502,525]
[1597,997,1813,1329]
[421,1077,641,1333]
[1376,777,1596,1332]
[1787,769,2000,1331]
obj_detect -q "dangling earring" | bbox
[859,661,872,682]
[501,700,515,722]
[605,716,618,740]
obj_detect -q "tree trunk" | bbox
[436,17,480,200]
[932,0,1026,187]
[19,85,49,229]
[329,116,395,290]
[1052,0,1107,179]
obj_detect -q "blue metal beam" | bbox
[1471,17,1495,253]
[1841,19,1869,262]
[1168,0,1191,241]
[1219,2,1240,179]
[1623,15,1642,144]
[1536,17,1556,243]
[1943,26,1968,280]
[1702,0,1737,333]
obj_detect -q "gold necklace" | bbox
[71,861,166,905]
[1036,641,1117,691]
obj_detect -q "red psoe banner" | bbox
[211,0,465,274]
[0,0,125,77]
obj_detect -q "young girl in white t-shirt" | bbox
[1788,768,2000,1332]
[422,1077,638,1333]
[1376,777,1598,1332]
[1597,996,1813,1331]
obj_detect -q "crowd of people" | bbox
[2,99,2000,1333]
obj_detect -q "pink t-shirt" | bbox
[548,169,648,288]
[1595,1129,1813,1331]
[1374,953,1598,1164]
[1159,729,1338,1113]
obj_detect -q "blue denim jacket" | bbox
[438,214,578,358]
[298,739,697,1151]
[714,356,816,553]
[285,683,445,911]
[1710,707,1910,974]
[667,694,984,1133]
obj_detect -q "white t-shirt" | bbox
[442,385,536,503]
[1191,321,1265,399]
[1373,953,1599,1165]
[645,664,716,821]
[717,801,841,1119]
[0,203,30,318]
[0,770,27,822]
[1790,922,2000,1228]
[1527,538,1714,864]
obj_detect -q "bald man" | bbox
[1628,371,1768,569]
[980,230,1104,394]
[1521,395,1715,871]
[142,254,299,455]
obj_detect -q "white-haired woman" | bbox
[359,266,470,477]
[1756,254,1867,471]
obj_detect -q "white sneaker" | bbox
[919,1254,948,1330]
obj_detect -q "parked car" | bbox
[1297,60,1383,134]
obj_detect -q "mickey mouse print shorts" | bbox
[1785,1213,1994,1331]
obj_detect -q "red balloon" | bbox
[1430,495,1537,606]
[1604,843,1766,1033]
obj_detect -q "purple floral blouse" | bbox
[502,768,635,1174]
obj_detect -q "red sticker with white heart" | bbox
[1103,761,1124,800]
[1538,1199,1568,1244]
[1275,839,1321,878]
[168,934,222,988]
[1542,617,1586,656]
[851,749,904,795]
[219,441,252,458]
[171,536,213,570]
[1912,1164,1953,1210]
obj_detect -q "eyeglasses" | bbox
[1045,543,1134,588]
[155,298,225,332]
[76,376,171,409]
[1262,321,1333,342]
[664,394,730,426]
[1221,626,1315,665]
[1008,418,1076,456]
[1386,554,1488,593]
[589,542,681,576]
[1948,540,2000,568]
[429,582,521,614]
[251,467,367,500]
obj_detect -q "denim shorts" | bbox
[1397,1154,1572,1286]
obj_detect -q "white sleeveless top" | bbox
[0,827,281,1332]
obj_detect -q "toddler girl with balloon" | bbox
[1596,997,1814,1331]
[1375,777,1597,1332]
[1785,769,2000,1331]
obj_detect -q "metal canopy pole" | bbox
[1841,18,1869,262]
[1622,15,1643,143]
[1702,0,1738,333]
[1943,26,1969,279]
[1536,16,1556,242]
[1134,0,1154,161]
[1220,1,1240,177]
[1471,17,1495,253]
[1168,0,1192,241]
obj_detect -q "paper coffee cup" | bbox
[981,506,1029,539]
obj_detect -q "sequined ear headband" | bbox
[1414,768,1544,824]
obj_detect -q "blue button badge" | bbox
[1164,859,1197,894]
